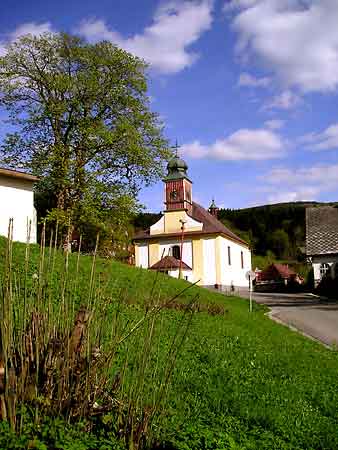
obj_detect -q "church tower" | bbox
[163,156,192,215]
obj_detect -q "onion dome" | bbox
[208,198,219,217]
[164,156,191,181]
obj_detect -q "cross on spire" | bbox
[171,139,180,157]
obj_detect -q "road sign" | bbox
[246,271,256,313]
[246,270,256,281]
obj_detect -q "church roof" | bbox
[306,206,338,256]
[134,201,248,247]
[149,255,192,271]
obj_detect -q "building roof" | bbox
[259,263,296,281]
[0,167,39,182]
[306,206,338,256]
[134,201,248,246]
[149,255,192,271]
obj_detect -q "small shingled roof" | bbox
[134,201,248,246]
[306,206,338,256]
[259,263,297,281]
[150,255,192,271]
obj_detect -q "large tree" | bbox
[0,32,170,241]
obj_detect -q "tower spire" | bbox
[172,139,180,158]
[209,198,219,218]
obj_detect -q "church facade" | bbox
[134,157,252,289]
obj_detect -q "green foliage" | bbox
[0,32,171,247]
[218,202,320,259]
[1,236,338,449]
[268,229,290,259]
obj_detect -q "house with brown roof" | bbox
[0,167,38,243]
[306,206,338,286]
[133,156,252,288]
[255,263,303,291]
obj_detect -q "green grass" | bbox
[1,236,338,449]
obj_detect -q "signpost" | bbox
[246,270,256,312]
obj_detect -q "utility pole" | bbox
[179,218,186,279]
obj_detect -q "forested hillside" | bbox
[218,201,338,261]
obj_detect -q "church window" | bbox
[241,251,244,269]
[228,246,231,265]
[320,263,330,278]
[172,245,181,260]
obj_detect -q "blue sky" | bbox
[1,0,338,212]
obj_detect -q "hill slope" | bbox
[218,201,338,260]
[1,236,338,449]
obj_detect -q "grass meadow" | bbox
[1,235,338,449]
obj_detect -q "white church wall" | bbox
[136,244,149,268]
[159,240,193,268]
[150,216,164,235]
[0,176,37,243]
[203,238,216,285]
[168,269,192,282]
[219,237,251,288]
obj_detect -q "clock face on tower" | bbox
[170,189,178,200]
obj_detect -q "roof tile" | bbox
[306,206,338,255]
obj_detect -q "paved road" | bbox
[238,290,338,348]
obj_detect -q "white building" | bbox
[306,206,338,286]
[133,156,252,289]
[0,167,38,243]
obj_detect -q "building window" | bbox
[228,246,231,265]
[241,251,244,269]
[320,263,330,278]
[172,245,181,260]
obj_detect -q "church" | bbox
[134,156,252,289]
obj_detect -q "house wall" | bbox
[168,269,192,281]
[202,238,217,285]
[162,210,202,234]
[159,239,193,268]
[192,238,203,284]
[0,175,37,243]
[149,242,160,267]
[218,236,251,288]
[135,234,252,288]
[135,243,149,268]
[312,255,338,286]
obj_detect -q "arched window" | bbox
[320,263,330,278]
[172,245,181,260]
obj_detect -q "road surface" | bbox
[238,290,338,348]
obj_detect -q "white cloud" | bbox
[227,0,338,93]
[264,119,285,130]
[77,1,213,74]
[181,128,285,161]
[266,187,321,204]
[238,72,271,87]
[261,164,338,203]
[223,0,260,12]
[0,22,53,56]
[264,90,301,110]
[300,123,338,151]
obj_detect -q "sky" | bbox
[1,0,338,212]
